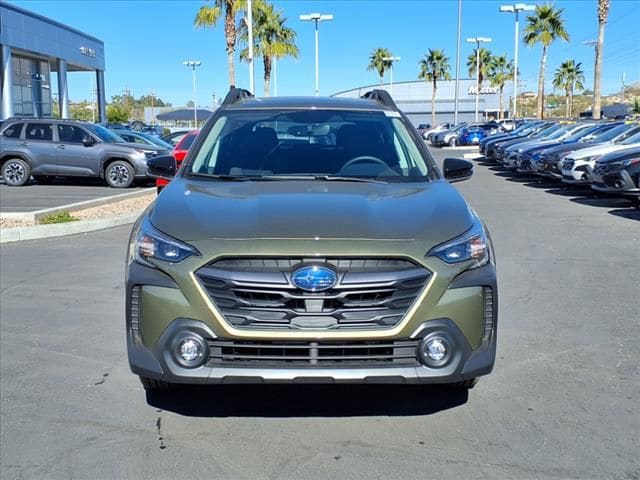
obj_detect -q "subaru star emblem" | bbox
[291,265,337,292]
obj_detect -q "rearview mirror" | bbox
[82,135,96,147]
[147,154,177,179]
[443,158,473,183]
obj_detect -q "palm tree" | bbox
[466,48,493,89]
[523,4,570,119]
[194,0,242,87]
[418,49,451,125]
[552,60,585,117]
[593,0,610,119]
[367,48,393,86]
[238,2,298,96]
[488,54,515,119]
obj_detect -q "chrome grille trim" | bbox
[196,257,431,331]
[483,287,494,341]
[130,286,141,334]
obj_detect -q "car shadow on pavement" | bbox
[145,384,469,418]
[570,196,635,209]
[608,207,640,221]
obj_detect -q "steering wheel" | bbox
[339,155,388,172]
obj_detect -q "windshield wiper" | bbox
[319,175,388,184]
[189,173,388,184]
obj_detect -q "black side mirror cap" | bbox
[443,158,474,183]
[82,135,96,147]
[147,154,177,179]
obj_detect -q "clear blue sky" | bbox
[9,0,640,106]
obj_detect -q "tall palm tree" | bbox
[523,4,570,119]
[466,48,493,89]
[552,60,585,117]
[593,0,610,119]
[238,2,298,96]
[418,49,451,125]
[488,54,515,119]
[367,48,393,86]
[194,0,242,87]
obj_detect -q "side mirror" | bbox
[147,154,177,179]
[443,158,473,183]
[82,135,96,147]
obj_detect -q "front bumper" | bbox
[126,256,498,385]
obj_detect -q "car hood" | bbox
[150,178,474,244]
[116,142,166,152]
[566,143,637,160]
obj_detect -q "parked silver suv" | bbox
[0,118,169,187]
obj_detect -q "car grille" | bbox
[206,338,421,367]
[195,257,431,331]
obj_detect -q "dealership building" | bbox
[0,2,106,121]
[333,79,514,125]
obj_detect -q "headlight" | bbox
[132,215,199,266]
[427,218,489,269]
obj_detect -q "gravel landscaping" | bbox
[0,193,156,229]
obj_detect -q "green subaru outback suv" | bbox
[126,89,497,391]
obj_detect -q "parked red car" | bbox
[156,130,199,193]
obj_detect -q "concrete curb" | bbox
[0,188,154,222]
[1,212,141,244]
[463,153,484,160]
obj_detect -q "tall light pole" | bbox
[454,0,462,125]
[300,12,333,96]
[183,60,201,126]
[466,37,492,122]
[247,0,255,93]
[382,56,401,96]
[500,3,535,119]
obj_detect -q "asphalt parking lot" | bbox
[1,148,638,480]
[0,178,151,212]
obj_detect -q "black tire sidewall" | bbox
[105,160,135,188]
[2,159,31,186]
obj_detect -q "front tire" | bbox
[105,160,135,188]
[1,158,31,186]
[140,376,177,392]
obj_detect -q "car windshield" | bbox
[619,129,640,145]
[188,109,432,182]
[85,124,124,143]
[562,124,599,142]
[592,123,634,142]
[137,132,172,149]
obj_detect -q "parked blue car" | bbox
[458,127,489,146]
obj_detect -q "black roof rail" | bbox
[360,89,399,110]
[222,87,255,106]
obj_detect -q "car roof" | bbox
[224,95,391,112]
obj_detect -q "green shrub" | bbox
[38,211,79,225]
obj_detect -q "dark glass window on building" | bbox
[11,57,52,118]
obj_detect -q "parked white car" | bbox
[560,130,640,184]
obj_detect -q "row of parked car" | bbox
[421,119,517,147]
[0,117,194,188]
[479,119,640,205]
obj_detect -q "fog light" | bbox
[173,334,207,368]
[426,338,448,361]
[179,338,202,362]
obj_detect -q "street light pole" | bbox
[300,13,333,96]
[466,37,492,122]
[500,4,535,119]
[247,0,255,94]
[183,60,201,127]
[382,56,401,97]
[454,0,462,125]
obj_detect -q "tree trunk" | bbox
[593,20,606,119]
[536,45,547,119]
[379,74,383,86]
[263,55,272,97]
[431,78,437,126]
[499,85,504,120]
[565,89,570,117]
[224,3,236,87]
